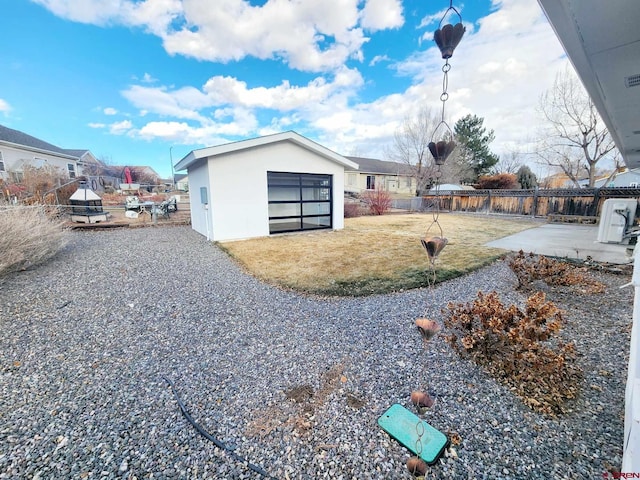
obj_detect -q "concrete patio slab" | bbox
[486,223,634,264]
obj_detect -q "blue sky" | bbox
[0,0,568,178]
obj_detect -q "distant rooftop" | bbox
[346,156,413,175]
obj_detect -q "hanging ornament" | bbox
[428,140,456,165]
[420,236,448,263]
[434,6,465,60]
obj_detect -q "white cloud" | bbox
[32,0,181,33]
[109,120,133,135]
[369,54,390,66]
[112,0,566,160]
[121,85,209,121]
[0,98,11,113]
[360,0,403,31]
[88,122,106,128]
[32,0,409,72]
[119,67,363,126]
[103,107,118,115]
[161,0,367,72]
[70,0,572,164]
[142,73,157,83]
[383,0,567,161]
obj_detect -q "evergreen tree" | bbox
[454,114,499,183]
[516,165,538,189]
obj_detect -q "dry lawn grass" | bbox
[221,213,537,296]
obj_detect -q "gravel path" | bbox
[0,226,632,479]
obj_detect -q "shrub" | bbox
[444,290,582,415]
[361,186,392,215]
[477,173,518,189]
[344,202,362,218]
[509,250,605,293]
[0,206,69,279]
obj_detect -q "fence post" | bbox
[532,187,539,217]
[592,187,601,217]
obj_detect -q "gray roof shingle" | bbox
[0,124,74,157]
[345,156,413,175]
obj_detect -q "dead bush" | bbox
[0,206,69,279]
[444,291,582,415]
[344,202,362,218]
[509,250,605,293]
[361,186,392,215]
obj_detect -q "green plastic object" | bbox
[377,404,449,465]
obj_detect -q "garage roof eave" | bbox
[173,131,359,172]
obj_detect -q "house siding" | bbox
[0,143,77,182]
[346,171,415,195]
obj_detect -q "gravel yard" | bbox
[0,226,632,479]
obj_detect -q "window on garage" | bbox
[267,172,332,234]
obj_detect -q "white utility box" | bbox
[597,198,638,243]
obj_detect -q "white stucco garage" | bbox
[174,131,358,242]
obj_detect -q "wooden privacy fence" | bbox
[422,187,640,219]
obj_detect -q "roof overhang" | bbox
[537,0,640,169]
[174,131,359,172]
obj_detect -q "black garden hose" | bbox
[163,376,277,479]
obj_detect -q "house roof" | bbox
[428,183,471,193]
[346,156,413,175]
[0,124,76,159]
[175,131,359,171]
[63,149,91,158]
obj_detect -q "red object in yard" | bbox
[124,167,133,184]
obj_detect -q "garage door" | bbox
[267,172,332,234]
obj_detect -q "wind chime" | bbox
[410,2,465,476]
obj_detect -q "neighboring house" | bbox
[541,173,574,189]
[344,156,416,195]
[0,124,86,183]
[63,149,102,175]
[593,168,640,188]
[127,166,160,183]
[174,131,358,242]
[174,173,189,191]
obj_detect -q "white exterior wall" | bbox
[624,251,640,472]
[0,144,77,181]
[186,161,212,240]
[205,141,346,242]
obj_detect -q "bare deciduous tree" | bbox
[386,106,470,193]
[537,65,617,187]
[385,107,440,195]
[491,150,522,175]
